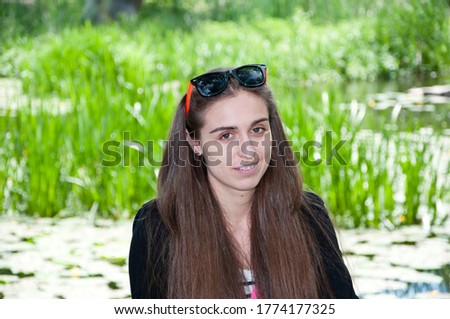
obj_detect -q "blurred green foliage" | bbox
[0,0,449,227]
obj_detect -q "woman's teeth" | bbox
[239,164,256,171]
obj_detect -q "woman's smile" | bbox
[234,162,258,174]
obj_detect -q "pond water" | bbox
[397,264,450,298]
[0,216,449,299]
[316,76,450,132]
[342,223,450,299]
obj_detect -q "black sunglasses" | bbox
[185,64,267,115]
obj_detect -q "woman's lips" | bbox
[233,162,258,174]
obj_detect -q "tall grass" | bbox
[0,0,449,227]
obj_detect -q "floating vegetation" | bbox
[20,237,36,244]
[107,281,120,290]
[101,256,127,267]
[0,268,13,276]
[0,267,34,278]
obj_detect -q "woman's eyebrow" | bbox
[252,117,269,126]
[209,118,269,134]
[209,125,236,134]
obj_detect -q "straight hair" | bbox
[151,72,340,298]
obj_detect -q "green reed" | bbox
[0,0,449,227]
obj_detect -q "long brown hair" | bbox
[153,67,339,298]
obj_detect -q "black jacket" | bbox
[128,192,358,298]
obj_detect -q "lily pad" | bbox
[0,268,13,276]
[20,237,36,244]
[101,256,126,267]
[107,281,120,290]
[17,272,35,278]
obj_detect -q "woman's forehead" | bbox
[201,91,268,131]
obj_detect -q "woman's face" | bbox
[194,90,272,198]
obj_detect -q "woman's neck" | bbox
[215,189,253,226]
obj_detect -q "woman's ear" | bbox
[185,129,202,156]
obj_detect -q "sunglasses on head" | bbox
[185,64,267,115]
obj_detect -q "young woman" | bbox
[128,64,357,299]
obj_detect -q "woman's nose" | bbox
[237,135,257,159]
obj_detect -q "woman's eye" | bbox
[220,132,233,140]
[252,127,266,134]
